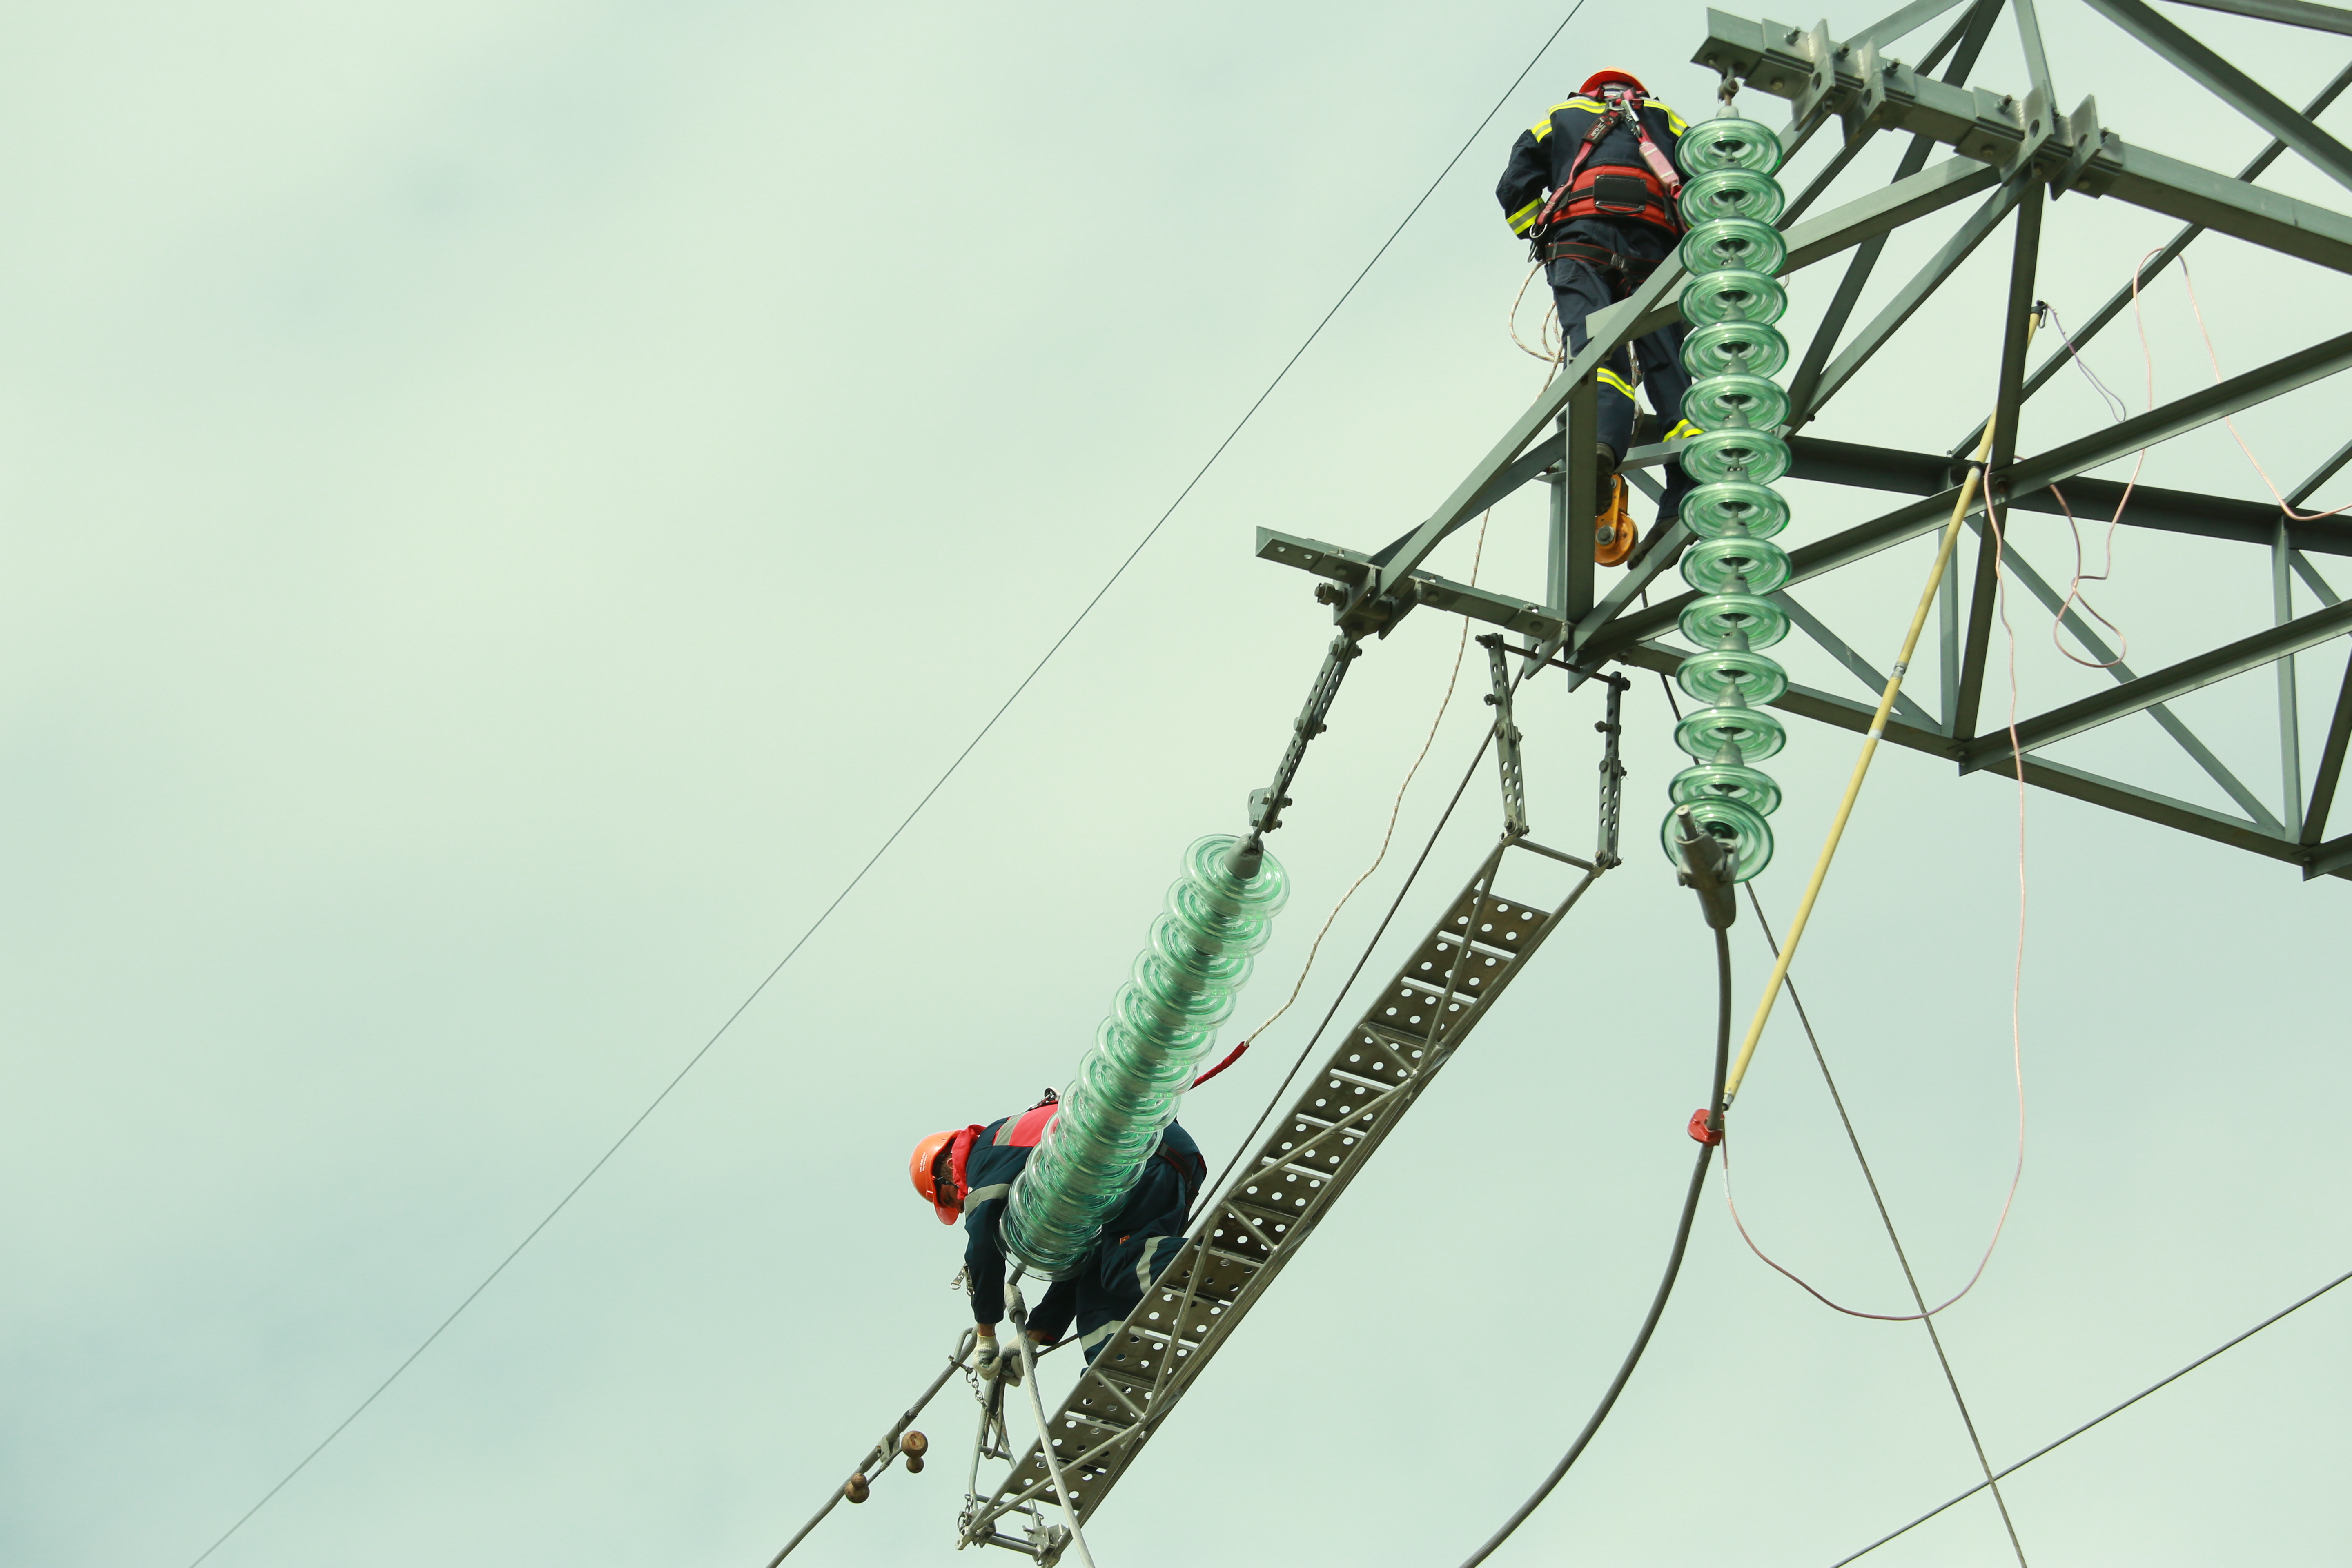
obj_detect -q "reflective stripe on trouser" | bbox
[1071,1232,1188,1362]
[1551,265,1694,520]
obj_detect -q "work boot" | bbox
[1595,474,1638,567]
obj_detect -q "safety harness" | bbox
[1531,85,1684,283]
[951,1091,1203,1222]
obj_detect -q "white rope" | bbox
[1011,1285,1098,1568]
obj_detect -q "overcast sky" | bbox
[4,3,2348,1566]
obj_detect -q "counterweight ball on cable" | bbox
[1660,110,1792,884]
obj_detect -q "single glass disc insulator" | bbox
[1669,761,1785,817]
[1682,535,1792,596]
[1165,881,1271,955]
[1129,951,1230,1021]
[1682,319,1791,380]
[1680,268,1787,327]
[1681,480,1790,539]
[1675,703,1788,764]
[1085,1027,1198,1092]
[1679,590,1790,650]
[1658,796,1775,882]
[1677,115,1782,176]
[1683,372,1790,432]
[1678,217,1787,278]
[1181,835,1290,917]
[1676,648,1788,707]
[1679,167,1787,229]
[1148,912,1250,984]
[1681,426,1792,486]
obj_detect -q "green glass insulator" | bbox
[1165,882,1271,958]
[1675,703,1788,763]
[1679,590,1790,650]
[1002,834,1286,1280]
[1681,535,1792,596]
[1680,268,1788,327]
[1659,796,1775,881]
[1676,115,1782,176]
[1678,217,1787,278]
[1148,911,1252,984]
[1083,1027,1196,1094]
[1679,167,1787,229]
[1128,953,1238,1027]
[1681,426,1792,486]
[1682,319,1791,380]
[1677,648,1789,707]
[1670,762,1785,817]
[1681,480,1790,539]
[1182,834,1290,918]
[1683,372,1790,432]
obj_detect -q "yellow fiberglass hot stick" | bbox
[1721,307,2042,1106]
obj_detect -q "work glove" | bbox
[974,1338,1004,1382]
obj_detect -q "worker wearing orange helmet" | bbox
[912,1094,1205,1381]
[1497,68,1699,556]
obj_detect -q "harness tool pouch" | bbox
[1588,172,1658,218]
[1553,160,1678,230]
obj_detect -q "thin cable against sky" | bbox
[180,10,1595,1563]
[1831,1262,2352,1564]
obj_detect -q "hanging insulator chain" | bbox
[1658,109,1795,886]
[1248,633,1360,835]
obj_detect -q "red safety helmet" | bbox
[1580,68,1649,98]
[910,1127,979,1225]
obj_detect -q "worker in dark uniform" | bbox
[911,1094,1205,1379]
[1496,69,1699,550]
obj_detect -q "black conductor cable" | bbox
[1457,818,1734,1566]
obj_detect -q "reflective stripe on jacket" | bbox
[960,1114,1204,1325]
[1497,94,1689,238]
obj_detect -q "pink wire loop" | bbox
[2178,258,2350,522]
[1723,430,2035,1327]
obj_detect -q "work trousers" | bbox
[1025,1231,1188,1363]
[1551,259,1695,521]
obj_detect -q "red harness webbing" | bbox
[1536,91,1684,237]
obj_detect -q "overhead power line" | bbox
[1833,1263,2352,1564]
[180,11,1595,1564]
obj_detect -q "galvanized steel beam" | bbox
[1962,599,2352,771]
[2003,62,2352,422]
[2161,0,2352,32]
[1807,175,2028,420]
[1349,154,2002,619]
[1981,519,2284,831]
[2080,0,2352,194]
[1954,203,2045,740]
[2074,135,2352,272]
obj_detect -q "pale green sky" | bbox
[4,3,2348,1566]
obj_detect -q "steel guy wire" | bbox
[1456,915,1732,1567]
[1830,1262,2352,1564]
[1650,669,2029,1563]
[179,11,1602,1562]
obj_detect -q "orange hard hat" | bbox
[1581,69,1649,98]
[910,1128,972,1225]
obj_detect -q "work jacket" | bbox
[960,1105,1204,1325]
[1496,93,1690,243]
